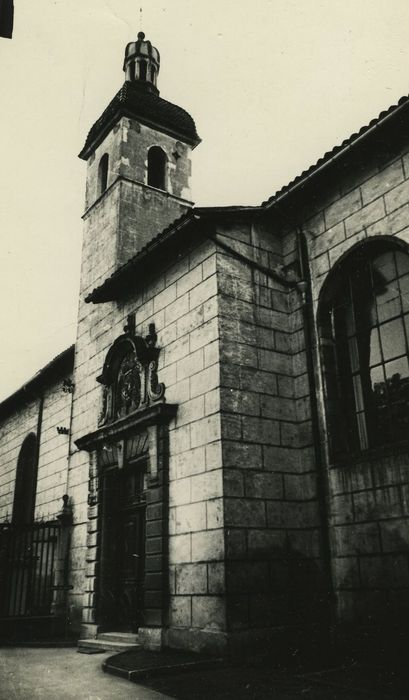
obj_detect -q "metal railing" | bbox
[0,520,60,618]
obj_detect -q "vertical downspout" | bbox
[32,393,45,521]
[296,228,336,634]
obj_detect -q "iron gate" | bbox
[0,521,59,617]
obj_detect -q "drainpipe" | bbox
[296,227,336,635]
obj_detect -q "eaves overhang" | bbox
[262,94,409,211]
[85,205,263,304]
[79,81,201,161]
[0,345,75,421]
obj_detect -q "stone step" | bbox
[78,638,141,653]
[97,632,139,644]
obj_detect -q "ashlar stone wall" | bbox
[281,134,409,640]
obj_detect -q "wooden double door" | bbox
[100,461,146,631]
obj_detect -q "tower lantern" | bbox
[123,31,160,92]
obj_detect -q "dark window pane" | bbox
[372,251,397,284]
[380,318,406,361]
[370,365,392,446]
[376,282,401,323]
[369,328,382,366]
[384,355,409,383]
[399,274,409,313]
[396,251,409,277]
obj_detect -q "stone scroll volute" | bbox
[97,323,165,426]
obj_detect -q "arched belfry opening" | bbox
[12,433,38,524]
[147,146,167,190]
[98,153,109,196]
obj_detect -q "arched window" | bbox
[12,433,38,524]
[319,240,409,459]
[147,146,167,190]
[98,153,109,196]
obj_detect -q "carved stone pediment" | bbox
[97,323,165,427]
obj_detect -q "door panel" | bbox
[100,462,146,631]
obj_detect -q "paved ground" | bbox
[0,647,407,699]
[0,647,170,700]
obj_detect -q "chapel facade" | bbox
[2,32,409,659]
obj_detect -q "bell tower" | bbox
[78,31,200,296]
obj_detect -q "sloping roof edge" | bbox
[0,345,75,421]
[85,205,263,303]
[262,94,409,208]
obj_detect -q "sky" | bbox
[1,0,409,400]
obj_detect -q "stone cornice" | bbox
[75,401,177,452]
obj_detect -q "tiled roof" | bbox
[262,94,409,207]
[85,205,262,303]
[79,81,201,159]
[0,345,75,420]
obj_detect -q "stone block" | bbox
[206,498,224,529]
[345,197,385,238]
[176,265,203,298]
[177,349,205,382]
[170,596,191,627]
[221,341,258,368]
[258,348,292,375]
[190,318,218,353]
[222,440,263,470]
[190,414,221,448]
[226,561,270,594]
[189,276,217,311]
[176,395,205,427]
[325,188,361,228]
[284,472,316,501]
[242,417,280,445]
[153,283,177,313]
[205,441,223,470]
[169,534,191,564]
[224,469,244,497]
[263,445,302,473]
[169,477,191,507]
[261,395,294,421]
[354,486,402,522]
[220,388,259,417]
[288,528,321,558]
[332,556,360,588]
[174,446,206,479]
[175,502,206,534]
[359,554,409,588]
[244,472,283,500]
[247,529,286,558]
[331,494,354,525]
[380,518,409,553]
[204,388,220,415]
[224,498,266,528]
[207,562,225,594]
[191,470,223,502]
[191,528,224,562]
[176,563,207,594]
[190,364,220,398]
[267,500,320,529]
[361,159,404,205]
[334,522,381,556]
[191,596,226,631]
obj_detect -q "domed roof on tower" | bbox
[123,31,160,94]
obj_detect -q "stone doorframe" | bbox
[76,402,177,649]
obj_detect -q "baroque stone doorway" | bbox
[99,457,147,632]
